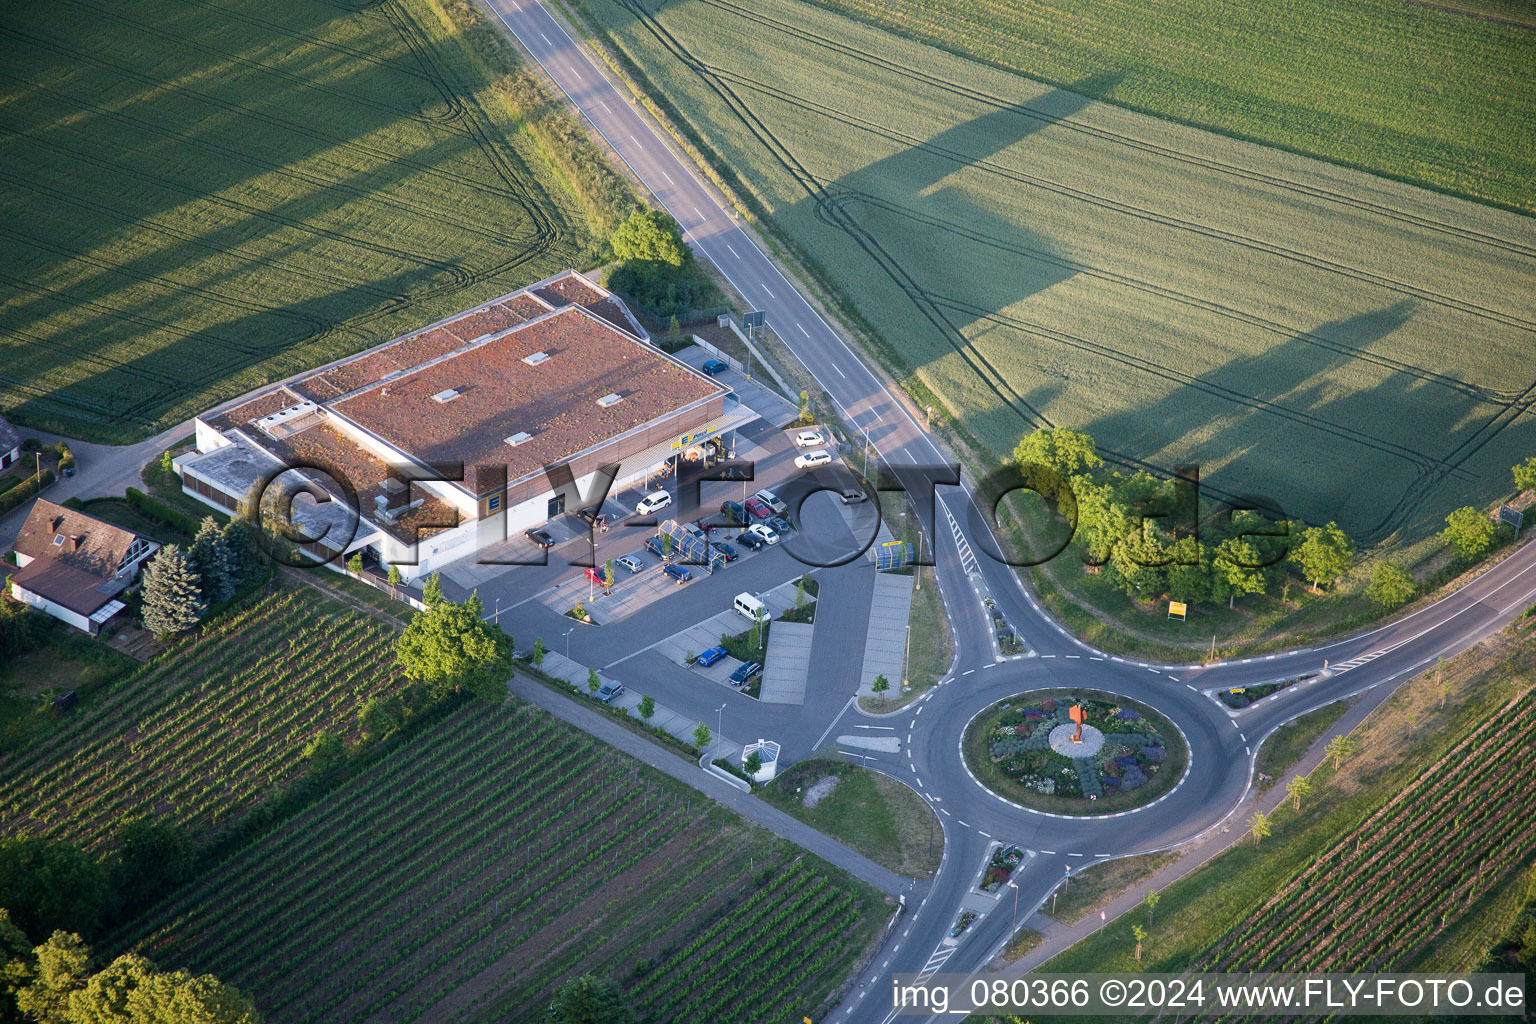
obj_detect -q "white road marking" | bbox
[598,100,610,113]
[693,206,705,220]
[833,364,847,378]
[979,830,992,838]
[661,171,674,185]
[727,244,741,258]
[568,65,582,80]
[629,135,641,147]
[540,32,552,46]
[798,323,810,337]
[762,285,776,299]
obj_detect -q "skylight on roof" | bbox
[504,432,533,447]
[52,534,65,546]
[522,351,550,366]
[596,393,622,408]
[431,389,461,404]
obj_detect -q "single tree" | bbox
[1438,659,1451,709]
[1325,733,1358,770]
[660,532,673,559]
[1365,561,1415,610]
[531,636,547,666]
[1512,455,1536,494]
[302,731,345,774]
[347,552,363,575]
[872,674,890,696]
[386,564,403,598]
[422,571,446,608]
[1131,924,1147,962]
[541,974,635,1024]
[610,209,690,267]
[0,908,31,1023]
[1406,707,1419,736]
[794,575,808,610]
[1213,537,1266,609]
[140,544,206,639]
[587,669,601,697]
[394,593,513,703]
[797,389,812,426]
[743,750,762,777]
[358,695,401,741]
[15,931,89,1024]
[666,315,682,349]
[63,949,264,1024]
[1143,888,1160,923]
[1166,538,1211,606]
[638,694,656,721]
[220,519,265,588]
[1441,506,1497,561]
[189,517,236,605]
[603,559,616,593]
[1289,522,1354,593]
[692,721,711,750]
[1012,426,1103,480]
[1286,774,1311,811]
[1248,810,1271,847]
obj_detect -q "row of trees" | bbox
[140,518,266,639]
[1014,428,1532,613]
[1,915,260,1024]
[1013,428,1355,609]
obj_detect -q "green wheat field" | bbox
[0,0,590,443]
[581,0,1536,544]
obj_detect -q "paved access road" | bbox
[455,4,1536,1021]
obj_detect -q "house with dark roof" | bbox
[7,498,160,634]
[0,414,20,471]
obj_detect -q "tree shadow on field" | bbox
[777,74,1124,444]
[1074,300,1513,542]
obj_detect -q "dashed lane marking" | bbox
[726,244,740,258]
[540,31,552,45]
[798,323,810,336]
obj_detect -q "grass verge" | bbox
[762,759,943,877]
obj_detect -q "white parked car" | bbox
[794,449,832,470]
[794,429,825,448]
[746,523,780,545]
[634,490,672,515]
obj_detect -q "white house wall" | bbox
[9,582,92,633]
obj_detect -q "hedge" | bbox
[0,469,55,517]
[125,487,201,535]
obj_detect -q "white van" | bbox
[635,490,672,516]
[733,592,769,623]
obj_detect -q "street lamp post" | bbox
[1009,879,1020,939]
[903,624,911,689]
[563,627,574,660]
[716,701,726,760]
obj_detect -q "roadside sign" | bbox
[742,309,766,329]
[1499,504,1523,537]
[1229,687,1246,694]
[1168,600,1187,621]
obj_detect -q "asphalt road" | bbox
[475,5,1536,1021]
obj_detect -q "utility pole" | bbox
[903,624,911,689]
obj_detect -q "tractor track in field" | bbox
[60,0,469,129]
[2,0,574,436]
[932,296,1466,480]
[0,40,551,243]
[705,61,1536,338]
[693,0,1536,261]
[815,187,1525,406]
[610,0,1530,542]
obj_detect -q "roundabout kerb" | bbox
[959,687,1193,819]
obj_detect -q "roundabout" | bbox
[960,688,1191,816]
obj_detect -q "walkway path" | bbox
[858,571,914,696]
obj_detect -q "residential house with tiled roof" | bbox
[7,498,159,634]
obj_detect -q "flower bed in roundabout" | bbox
[962,689,1189,816]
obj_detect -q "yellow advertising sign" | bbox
[1168,601,1188,620]
[670,425,719,450]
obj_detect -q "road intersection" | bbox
[470,2,1536,1021]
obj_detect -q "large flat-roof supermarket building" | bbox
[175,270,744,581]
